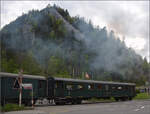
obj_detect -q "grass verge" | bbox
[134,93,150,100]
[0,104,33,112]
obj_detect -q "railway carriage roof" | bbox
[0,72,135,86]
[54,77,135,86]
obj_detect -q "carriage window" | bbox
[88,85,91,89]
[125,86,128,90]
[39,80,44,88]
[77,85,83,89]
[112,86,116,89]
[88,84,94,90]
[55,82,63,89]
[55,83,58,88]
[98,85,102,89]
[66,85,73,90]
[105,85,109,90]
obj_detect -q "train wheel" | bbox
[76,100,82,104]
[73,99,78,105]
[55,102,60,105]
[120,98,126,101]
[71,101,75,105]
[55,101,65,105]
[114,98,119,101]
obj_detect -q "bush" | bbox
[1,104,25,112]
[136,89,140,94]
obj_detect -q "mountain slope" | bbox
[0,4,149,85]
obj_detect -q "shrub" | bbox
[1,104,25,112]
[136,89,140,94]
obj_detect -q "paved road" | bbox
[3,100,150,114]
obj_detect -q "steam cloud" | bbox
[0,6,143,77]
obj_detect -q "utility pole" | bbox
[18,69,23,107]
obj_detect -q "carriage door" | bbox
[54,81,64,97]
[38,80,46,98]
[47,77,54,98]
[105,84,110,97]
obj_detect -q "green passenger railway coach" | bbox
[0,72,136,106]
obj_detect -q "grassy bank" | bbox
[134,93,150,100]
[0,104,33,112]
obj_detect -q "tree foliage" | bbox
[0,5,149,86]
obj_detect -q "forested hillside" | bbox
[0,4,150,86]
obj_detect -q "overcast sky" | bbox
[1,1,149,62]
